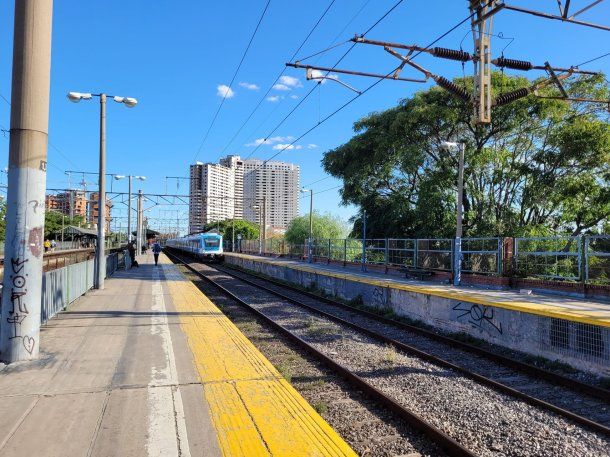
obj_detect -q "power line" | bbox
[576,51,610,68]
[244,0,407,161]
[193,0,272,162]
[218,0,338,158]
[262,3,483,164]
[0,92,78,168]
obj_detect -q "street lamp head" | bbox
[440,141,459,151]
[67,92,92,103]
[114,175,126,180]
[300,187,310,193]
[135,176,146,181]
[113,96,137,108]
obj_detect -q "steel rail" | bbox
[204,261,610,438]
[166,251,475,457]
[221,262,610,402]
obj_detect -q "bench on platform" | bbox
[400,266,435,280]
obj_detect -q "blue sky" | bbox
[1,0,609,232]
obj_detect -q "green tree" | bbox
[323,72,610,238]
[285,212,347,244]
[44,211,86,238]
[201,219,260,241]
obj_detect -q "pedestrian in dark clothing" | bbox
[152,241,162,266]
[127,241,137,268]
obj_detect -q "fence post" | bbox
[328,239,331,264]
[384,238,389,274]
[497,237,503,275]
[343,239,347,266]
[414,239,418,268]
[579,236,586,284]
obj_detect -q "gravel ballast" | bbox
[200,263,610,457]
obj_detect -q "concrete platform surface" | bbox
[0,253,355,457]
[226,253,610,328]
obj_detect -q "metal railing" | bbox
[585,236,610,284]
[235,234,610,284]
[514,236,582,281]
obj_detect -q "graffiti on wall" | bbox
[372,287,387,308]
[452,301,503,335]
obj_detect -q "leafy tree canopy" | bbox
[44,211,86,238]
[323,72,610,238]
[201,219,260,241]
[284,212,348,244]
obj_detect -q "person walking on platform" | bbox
[152,240,162,266]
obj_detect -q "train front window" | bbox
[203,238,220,248]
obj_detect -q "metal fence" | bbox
[514,236,582,281]
[585,236,610,284]
[235,235,610,284]
[40,252,122,324]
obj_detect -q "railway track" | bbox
[215,264,610,422]
[167,251,610,456]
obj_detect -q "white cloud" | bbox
[310,69,339,83]
[239,82,259,90]
[307,144,317,149]
[272,143,302,151]
[272,83,291,91]
[266,95,280,102]
[217,84,235,98]
[290,94,299,99]
[245,135,295,147]
[279,75,302,88]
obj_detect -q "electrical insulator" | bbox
[493,57,533,71]
[434,76,470,101]
[494,88,530,106]
[432,47,471,62]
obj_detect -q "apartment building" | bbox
[189,156,244,234]
[188,155,300,234]
[243,159,300,232]
[45,190,113,232]
[45,190,88,218]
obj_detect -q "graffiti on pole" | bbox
[6,256,35,354]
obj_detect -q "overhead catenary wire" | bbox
[244,0,408,161]
[217,0,338,158]
[193,0,272,162]
[263,2,490,165]
[0,91,79,169]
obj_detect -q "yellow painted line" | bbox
[160,254,356,457]
[226,253,610,328]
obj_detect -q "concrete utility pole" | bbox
[1,0,54,363]
[136,189,143,256]
[262,195,267,252]
[96,94,107,288]
[361,210,367,272]
[128,176,132,242]
[454,143,465,286]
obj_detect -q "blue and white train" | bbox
[165,232,224,262]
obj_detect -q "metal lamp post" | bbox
[114,174,146,244]
[301,188,313,263]
[440,141,465,286]
[67,91,137,289]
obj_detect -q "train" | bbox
[165,232,224,262]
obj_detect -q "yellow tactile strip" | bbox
[160,255,356,457]
[225,253,610,329]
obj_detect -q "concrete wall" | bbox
[226,255,610,377]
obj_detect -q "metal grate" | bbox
[540,317,608,364]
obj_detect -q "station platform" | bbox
[226,253,610,328]
[225,253,610,376]
[0,253,355,457]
